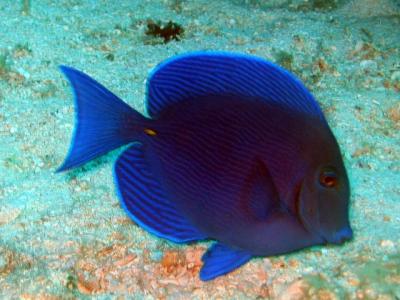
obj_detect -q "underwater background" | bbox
[0,0,399,298]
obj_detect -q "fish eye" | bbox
[319,168,338,188]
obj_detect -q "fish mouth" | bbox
[322,226,353,245]
[293,180,353,246]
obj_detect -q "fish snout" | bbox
[331,227,353,245]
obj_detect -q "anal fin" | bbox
[200,243,252,281]
[114,143,206,243]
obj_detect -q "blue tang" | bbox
[57,52,353,281]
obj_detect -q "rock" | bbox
[278,279,309,300]
[360,60,378,73]
[0,247,14,276]
[340,0,400,17]
[0,206,21,226]
[379,239,395,250]
[390,71,400,82]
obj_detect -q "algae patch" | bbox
[353,254,400,297]
[145,20,184,44]
[273,50,294,72]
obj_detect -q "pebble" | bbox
[149,250,163,261]
[390,70,400,82]
[9,126,17,134]
[0,255,7,271]
[0,247,13,275]
[0,207,21,225]
[379,240,394,248]
[16,67,30,79]
[359,60,377,73]
[278,279,308,300]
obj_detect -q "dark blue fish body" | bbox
[57,52,352,280]
[149,96,331,255]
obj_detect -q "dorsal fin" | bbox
[146,51,324,119]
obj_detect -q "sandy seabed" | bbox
[0,0,399,299]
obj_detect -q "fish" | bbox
[57,52,353,281]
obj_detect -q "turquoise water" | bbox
[0,0,399,298]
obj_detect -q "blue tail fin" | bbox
[57,66,145,172]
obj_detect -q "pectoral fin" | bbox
[240,158,280,220]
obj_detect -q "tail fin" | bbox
[57,66,145,172]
